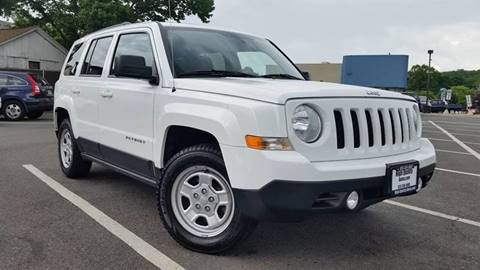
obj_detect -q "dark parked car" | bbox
[430,100,447,113]
[447,103,464,113]
[0,71,53,121]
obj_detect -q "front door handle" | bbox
[100,90,113,98]
[71,89,80,95]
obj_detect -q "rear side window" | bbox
[110,33,156,76]
[81,36,113,76]
[7,76,27,86]
[64,43,85,76]
[0,75,7,85]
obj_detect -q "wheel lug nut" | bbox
[201,188,207,194]
[193,193,199,199]
[195,204,201,209]
[205,206,211,212]
[208,197,214,202]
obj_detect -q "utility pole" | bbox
[426,50,434,91]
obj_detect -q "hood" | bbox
[174,78,415,104]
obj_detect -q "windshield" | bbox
[163,26,304,80]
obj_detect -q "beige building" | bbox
[296,63,342,83]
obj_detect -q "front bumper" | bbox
[234,163,435,221]
[221,138,436,221]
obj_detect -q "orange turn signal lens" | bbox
[245,135,292,151]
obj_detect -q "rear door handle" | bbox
[100,90,113,98]
[71,89,80,95]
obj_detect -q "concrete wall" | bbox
[0,30,67,71]
[296,63,342,83]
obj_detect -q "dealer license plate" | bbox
[387,162,419,195]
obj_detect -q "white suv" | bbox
[54,22,436,253]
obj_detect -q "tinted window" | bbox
[0,75,7,85]
[29,61,40,70]
[164,27,303,79]
[81,37,113,75]
[7,76,27,86]
[111,33,156,76]
[64,43,85,76]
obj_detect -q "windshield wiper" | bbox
[260,74,303,80]
[177,70,259,78]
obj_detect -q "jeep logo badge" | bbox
[366,90,381,96]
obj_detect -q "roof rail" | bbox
[94,22,132,33]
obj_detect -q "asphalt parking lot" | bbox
[1,113,479,270]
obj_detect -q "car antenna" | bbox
[168,0,176,93]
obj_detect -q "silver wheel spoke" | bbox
[198,173,212,186]
[206,214,222,228]
[183,207,198,222]
[180,184,196,198]
[216,191,230,205]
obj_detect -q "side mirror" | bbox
[301,71,310,80]
[112,55,159,85]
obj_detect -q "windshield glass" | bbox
[163,26,304,80]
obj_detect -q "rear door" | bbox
[98,29,158,179]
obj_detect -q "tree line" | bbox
[0,0,215,48]
[408,65,480,106]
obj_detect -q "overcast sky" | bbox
[184,0,480,71]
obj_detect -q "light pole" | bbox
[426,50,434,91]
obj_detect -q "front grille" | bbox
[333,106,419,150]
[286,98,421,162]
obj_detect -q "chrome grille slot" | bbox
[365,110,374,147]
[334,110,345,149]
[350,110,361,148]
[378,109,386,146]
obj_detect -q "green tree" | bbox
[0,0,215,48]
[408,64,445,94]
[450,85,479,106]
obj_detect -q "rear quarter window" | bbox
[7,76,27,86]
[64,42,85,76]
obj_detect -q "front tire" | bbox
[157,144,257,254]
[58,119,92,178]
[2,100,25,121]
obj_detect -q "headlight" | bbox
[292,104,322,143]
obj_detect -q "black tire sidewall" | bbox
[57,119,90,177]
[159,146,255,253]
[2,100,25,121]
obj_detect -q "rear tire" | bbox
[27,111,44,119]
[2,100,25,121]
[157,144,257,254]
[58,119,91,178]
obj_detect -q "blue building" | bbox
[341,55,409,91]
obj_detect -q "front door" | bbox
[98,30,157,179]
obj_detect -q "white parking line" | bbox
[22,164,184,270]
[427,137,453,142]
[430,121,480,160]
[430,137,480,146]
[423,129,480,138]
[435,167,480,177]
[423,120,480,127]
[384,200,480,228]
[436,149,472,156]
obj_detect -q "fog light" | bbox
[346,191,359,210]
